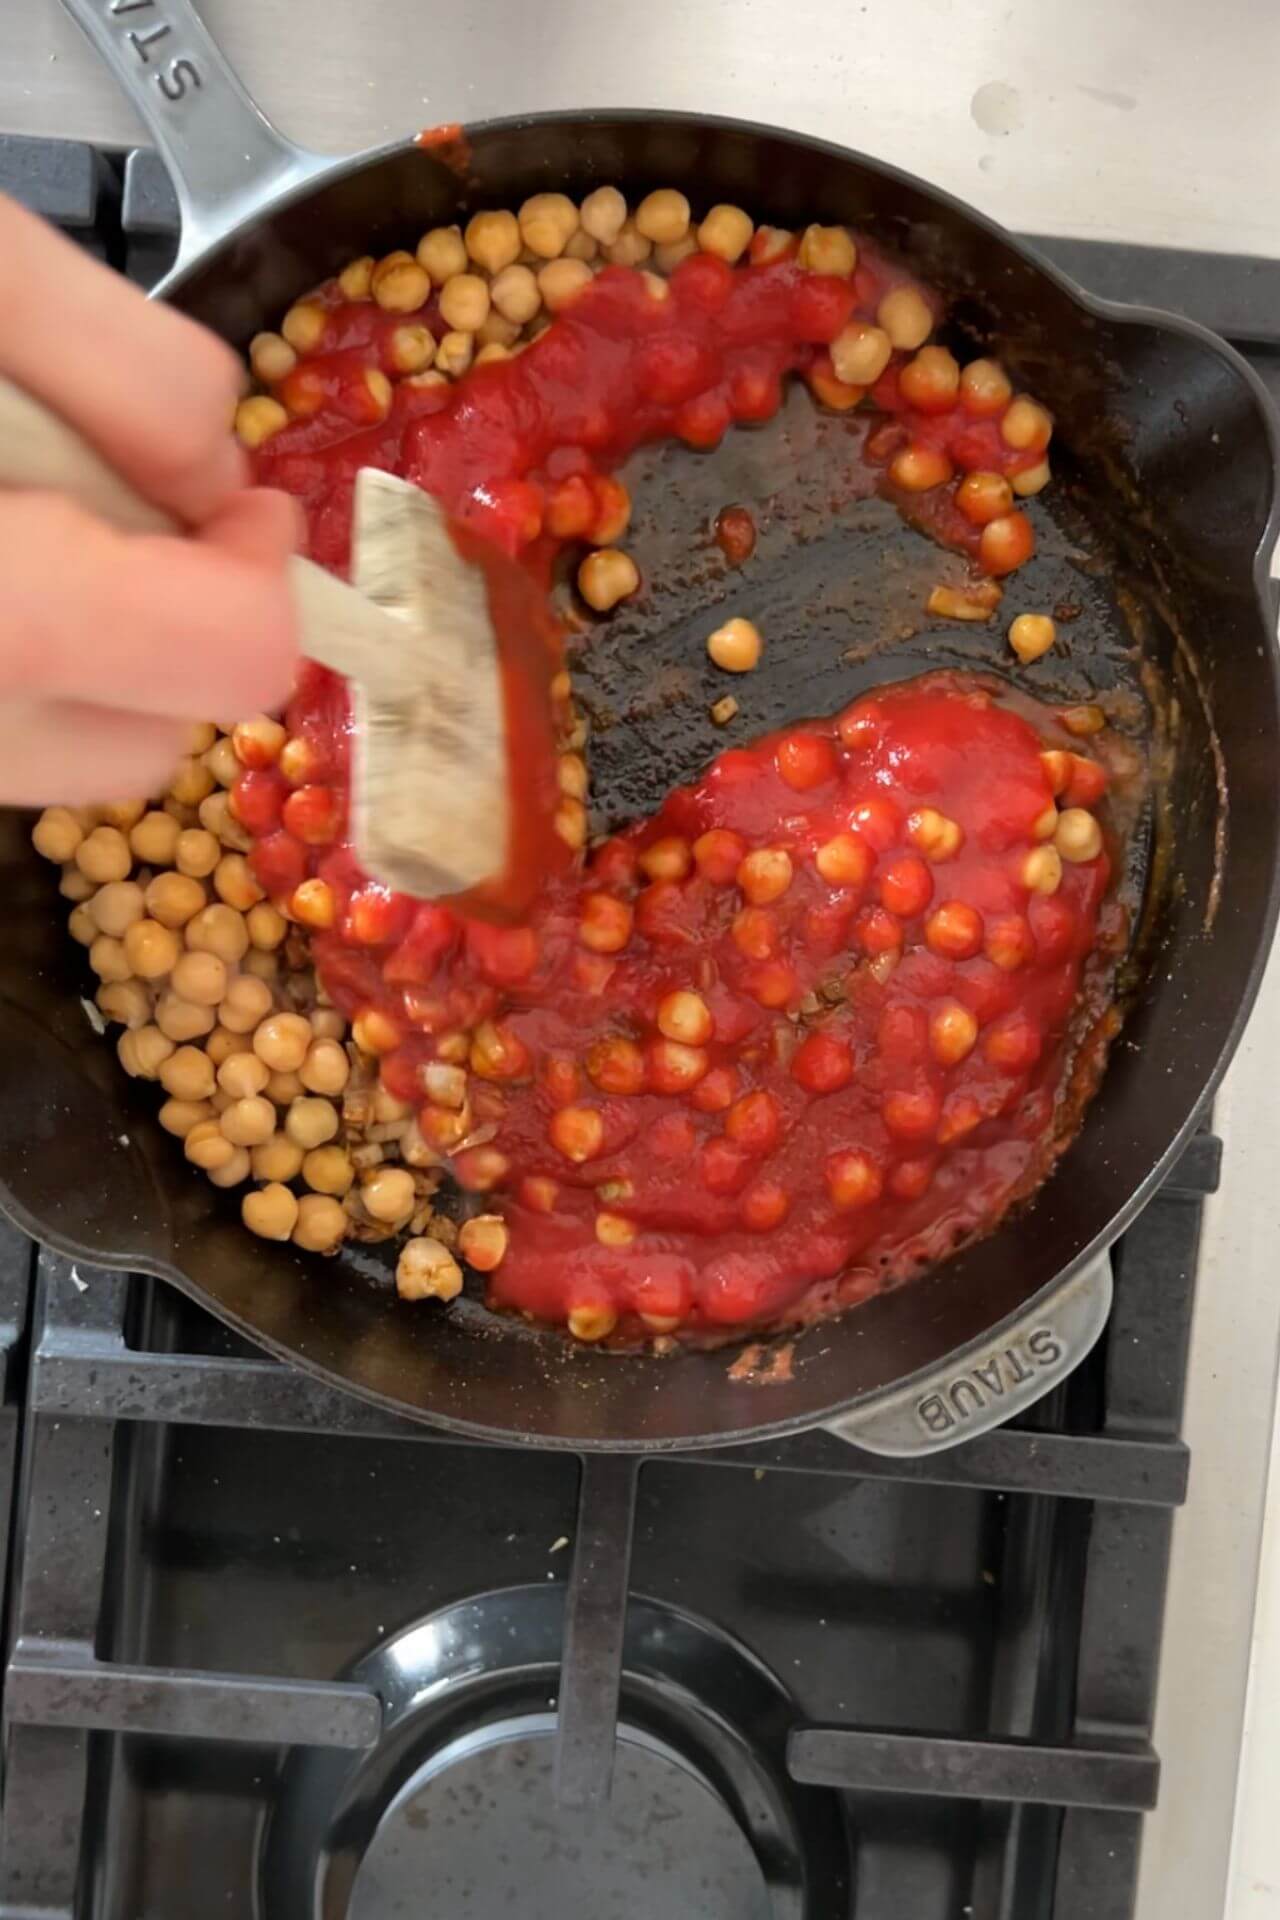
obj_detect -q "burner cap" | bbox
[349,1713,770,1920]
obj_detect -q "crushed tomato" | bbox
[245,245,1107,1340]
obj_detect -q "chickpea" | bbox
[356,1166,413,1225]
[351,1008,401,1056]
[290,879,336,930]
[219,1096,277,1147]
[578,548,639,612]
[1055,807,1103,863]
[930,1002,979,1067]
[490,264,541,325]
[281,301,326,352]
[217,1050,270,1099]
[251,1133,305,1183]
[738,848,793,904]
[145,872,206,929]
[88,880,145,938]
[558,753,588,802]
[59,865,95,902]
[213,854,263,912]
[415,223,466,283]
[88,934,131,982]
[397,1235,464,1301]
[554,798,588,851]
[220,973,274,1035]
[302,1144,354,1197]
[229,717,285,771]
[185,904,250,964]
[75,826,131,884]
[292,1193,348,1254]
[435,330,474,378]
[285,1097,340,1150]
[207,1147,251,1190]
[956,471,1014,527]
[796,224,856,276]
[657,989,713,1046]
[1061,705,1106,737]
[568,1303,617,1343]
[201,792,253,853]
[242,1183,299,1241]
[751,226,793,264]
[424,1060,468,1108]
[177,1118,229,1172]
[158,1096,213,1137]
[550,1105,605,1163]
[159,1045,216,1102]
[906,808,963,862]
[267,1069,305,1105]
[595,1212,636,1247]
[899,345,960,413]
[310,1008,347,1042]
[639,837,691,882]
[388,324,436,374]
[169,950,227,1007]
[338,255,375,300]
[123,918,180,980]
[580,185,627,246]
[830,321,892,388]
[1011,459,1052,497]
[654,234,699,272]
[462,209,520,275]
[154,992,216,1043]
[474,343,511,367]
[246,902,287,952]
[97,978,150,1029]
[118,1025,174,1080]
[538,259,593,312]
[458,1215,509,1271]
[173,829,218,879]
[167,756,216,809]
[299,1038,350,1096]
[68,903,97,946]
[1021,846,1064,894]
[877,284,933,350]
[889,445,953,492]
[252,1011,312,1073]
[243,950,280,985]
[235,397,288,448]
[371,250,430,313]
[32,806,84,863]
[960,358,1013,415]
[1008,613,1056,665]
[110,803,152,833]
[603,219,652,267]
[127,810,179,866]
[1001,396,1053,453]
[203,736,240,788]
[361,367,393,419]
[702,615,761,674]
[564,228,599,262]
[205,1025,247,1068]
[519,192,580,258]
[697,204,755,264]
[634,188,690,246]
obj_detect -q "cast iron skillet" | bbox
[2,0,1276,1457]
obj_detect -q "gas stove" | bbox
[0,133,1277,1920]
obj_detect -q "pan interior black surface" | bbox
[0,113,1276,1448]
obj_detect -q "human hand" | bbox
[0,194,298,806]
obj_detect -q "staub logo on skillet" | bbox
[103,0,202,102]
[916,1327,1064,1437]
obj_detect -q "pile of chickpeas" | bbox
[37,184,1068,1313]
[29,731,507,1303]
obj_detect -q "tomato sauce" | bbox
[243,241,1111,1340]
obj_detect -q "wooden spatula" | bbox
[0,376,512,900]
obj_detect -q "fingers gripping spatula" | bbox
[0,375,527,902]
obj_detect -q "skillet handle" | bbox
[57,0,330,272]
[821,1254,1114,1457]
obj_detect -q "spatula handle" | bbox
[0,374,391,685]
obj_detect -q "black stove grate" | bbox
[0,132,1257,1919]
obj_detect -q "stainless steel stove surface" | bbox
[0,134,1275,1920]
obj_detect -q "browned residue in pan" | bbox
[727,1341,796,1386]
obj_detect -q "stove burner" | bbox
[260,1585,851,1919]
[349,1714,770,1919]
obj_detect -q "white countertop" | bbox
[4,3,1280,1912]
[6,0,1280,260]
